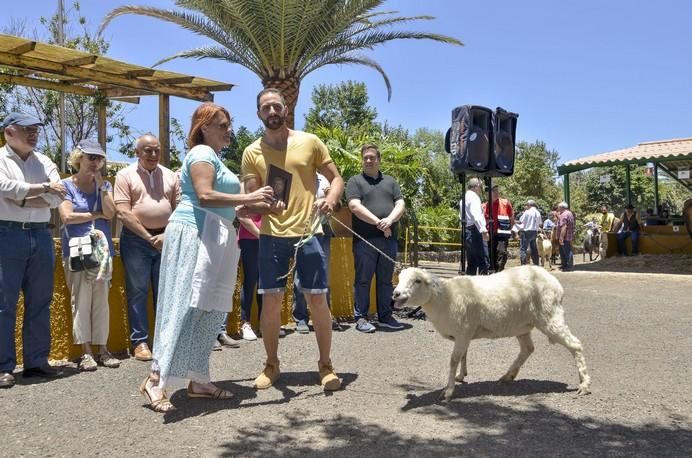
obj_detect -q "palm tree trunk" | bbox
[262,76,300,129]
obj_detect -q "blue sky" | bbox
[5,0,692,165]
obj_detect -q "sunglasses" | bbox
[86,154,104,161]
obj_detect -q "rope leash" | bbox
[328,214,408,272]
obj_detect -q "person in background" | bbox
[599,205,616,232]
[556,201,575,271]
[519,199,542,266]
[114,134,180,361]
[347,145,406,333]
[138,102,273,412]
[292,173,340,334]
[615,204,643,256]
[0,113,66,388]
[461,177,489,275]
[236,210,262,341]
[58,140,119,371]
[481,184,514,272]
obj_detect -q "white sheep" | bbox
[392,266,591,400]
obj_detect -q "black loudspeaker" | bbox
[445,105,493,174]
[493,107,518,176]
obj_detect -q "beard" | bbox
[261,114,285,130]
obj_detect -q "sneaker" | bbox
[133,342,153,361]
[279,327,286,338]
[295,320,310,334]
[241,322,257,341]
[355,318,376,333]
[378,316,404,330]
[96,351,121,368]
[78,354,98,372]
[212,340,222,351]
[318,360,342,391]
[218,332,240,348]
[332,320,343,331]
[254,361,280,390]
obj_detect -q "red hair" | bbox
[186,102,231,149]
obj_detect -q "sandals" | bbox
[139,375,176,413]
[187,383,234,400]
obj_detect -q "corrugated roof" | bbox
[558,138,692,186]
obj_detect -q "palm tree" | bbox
[99,0,462,128]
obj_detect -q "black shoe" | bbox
[217,332,240,348]
[22,365,62,378]
[0,372,15,388]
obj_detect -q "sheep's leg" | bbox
[442,335,472,401]
[455,348,468,383]
[499,332,534,383]
[539,322,591,395]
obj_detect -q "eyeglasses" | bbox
[86,154,104,161]
[18,125,40,135]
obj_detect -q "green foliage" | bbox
[305,81,377,133]
[410,205,461,251]
[501,141,561,213]
[0,2,135,162]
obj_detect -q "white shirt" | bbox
[461,189,487,232]
[520,206,543,231]
[0,144,62,223]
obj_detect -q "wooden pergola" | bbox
[0,33,234,165]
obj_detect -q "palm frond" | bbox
[302,54,392,101]
[151,46,261,74]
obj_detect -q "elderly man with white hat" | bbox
[0,112,67,388]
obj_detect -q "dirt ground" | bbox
[1,260,691,457]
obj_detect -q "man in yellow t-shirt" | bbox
[240,88,344,392]
[599,205,615,232]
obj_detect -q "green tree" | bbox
[305,81,377,133]
[0,2,134,163]
[99,0,462,128]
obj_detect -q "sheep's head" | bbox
[392,267,435,307]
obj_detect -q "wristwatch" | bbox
[100,184,109,192]
[42,183,50,192]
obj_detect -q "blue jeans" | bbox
[616,231,640,256]
[521,230,539,265]
[237,238,262,324]
[293,233,331,322]
[560,240,574,269]
[353,236,397,321]
[120,227,161,347]
[464,227,489,275]
[0,227,54,372]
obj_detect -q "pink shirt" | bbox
[114,163,180,229]
[238,213,261,240]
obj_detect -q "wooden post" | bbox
[97,102,107,150]
[159,94,170,166]
[563,173,570,208]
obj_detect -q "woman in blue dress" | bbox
[140,103,273,412]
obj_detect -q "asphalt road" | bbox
[1,268,691,457]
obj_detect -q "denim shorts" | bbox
[258,235,328,295]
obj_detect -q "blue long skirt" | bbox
[151,222,225,389]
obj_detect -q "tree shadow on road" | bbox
[217,397,692,457]
[160,371,358,424]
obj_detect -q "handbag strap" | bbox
[64,180,101,239]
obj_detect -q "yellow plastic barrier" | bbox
[14,237,376,363]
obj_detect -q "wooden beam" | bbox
[151,75,194,85]
[7,41,36,55]
[126,68,156,78]
[62,55,98,67]
[0,52,214,101]
[101,87,156,98]
[109,96,140,105]
[0,74,96,96]
[159,94,170,166]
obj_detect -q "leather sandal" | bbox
[139,375,176,413]
[187,383,234,400]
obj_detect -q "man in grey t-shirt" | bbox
[346,144,406,333]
